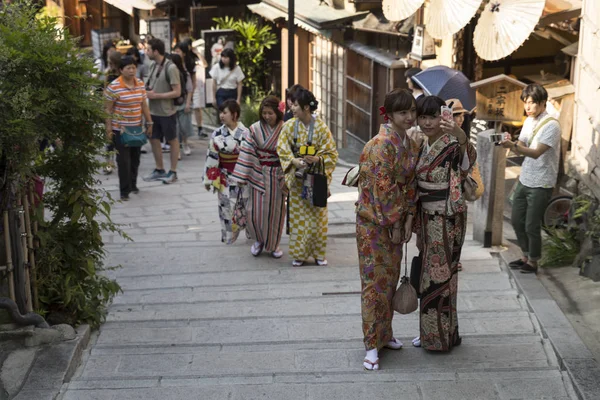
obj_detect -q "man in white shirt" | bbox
[501,84,561,274]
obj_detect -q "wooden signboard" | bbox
[471,74,527,122]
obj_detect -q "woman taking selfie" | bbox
[277,89,338,267]
[413,96,477,352]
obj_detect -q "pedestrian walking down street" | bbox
[203,100,249,244]
[209,48,244,108]
[413,96,477,352]
[356,89,419,371]
[170,53,194,158]
[500,84,561,274]
[277,89,338,267]
[143,37,181,184]
[104,56,153,201]
[231,96,287,259]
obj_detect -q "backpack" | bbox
[165,61,187,106]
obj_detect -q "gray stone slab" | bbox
[420,380,501,400]
[562,358,600,400]
[13,390,56,400]
[307,383,420,400]
[496,377,570,400]
[62,386,233,400]
[545,327,595,360]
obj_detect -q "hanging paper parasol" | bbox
[427,0,483,39]
[474,0,545,61]
[382,0,425,22]
[412,66,476,112]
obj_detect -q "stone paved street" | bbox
[61,137,578,399]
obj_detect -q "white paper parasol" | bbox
[426,0,483,39]
[474,0,545,61]
[382,0,425,22]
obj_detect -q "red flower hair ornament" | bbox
[379,106,390,122]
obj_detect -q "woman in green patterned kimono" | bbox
[413,96,477,352]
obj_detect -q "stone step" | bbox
[111,281,518,306]
[77,338,557,381]
[107,291,524,321]
[63,370,573,400]
[113,268,513,292]
[94,311,537,346]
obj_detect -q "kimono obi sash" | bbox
[257,148,281,167]
[418,181,450,213]
[219,152,239,173]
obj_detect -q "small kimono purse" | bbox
[392,243,418,314]
[463,163,484,202]
[341,166,359,188]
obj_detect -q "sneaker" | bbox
[120,194,129,201]
[161,143,170,153]
[161,170,178,184]
[183,144,192,156]
[143,169,167,181]
[520,264,538,274]
[131,187,140,194]
[509,259,526,269]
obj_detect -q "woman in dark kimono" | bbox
[413,96,477,352]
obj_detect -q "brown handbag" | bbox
[463,163,484,202]
[392,243,418,314]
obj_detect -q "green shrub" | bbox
[540,228,580,267]
[0,2,123,328]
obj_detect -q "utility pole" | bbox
[288,0,295,89]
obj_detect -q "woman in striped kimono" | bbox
[413,96,477,352]
[232,96,287,258]
[203,99,249,244]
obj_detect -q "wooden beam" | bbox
[538,8,582,27]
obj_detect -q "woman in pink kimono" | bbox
[356,89,419,370]
[232,96,287,258]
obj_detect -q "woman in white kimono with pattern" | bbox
[203,99,249,244]
[277,89,338,266]
[232,96,287,258]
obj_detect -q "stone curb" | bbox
[498,246,600,400]
[12,325,91,400]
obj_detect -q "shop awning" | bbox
[248,0,367,35]
[104,0,155,16]
[346,41,411,69]
[104,0,156,16]
[352,9,414,37]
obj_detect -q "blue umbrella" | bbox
[412,66,476,112]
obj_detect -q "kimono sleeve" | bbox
[231,126,260,186]
[202,130,221,189]
[276,120,296,175]
[448,142,477,213]
[370,140,405,226]
[314,119,338,184]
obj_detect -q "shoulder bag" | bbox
[306,157,328,208]
[463,163,484,202]
[342,165,359,187]
[120,126,148,147]
[392,243,418,314]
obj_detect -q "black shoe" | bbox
[120,194,129,201]
[509,259,526,269]
[131,187,139,194]
[520,264,538,274]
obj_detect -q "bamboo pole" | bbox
[3,211,15,301]
[16,196,33,313]
[23,189,38,310]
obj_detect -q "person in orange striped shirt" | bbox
[105,56,153,201]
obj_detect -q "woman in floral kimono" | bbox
[203,99,249,244]
[413,96,477,352]
[232,96,287,258]
[356,89,420,371]
[277,89,338,266]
